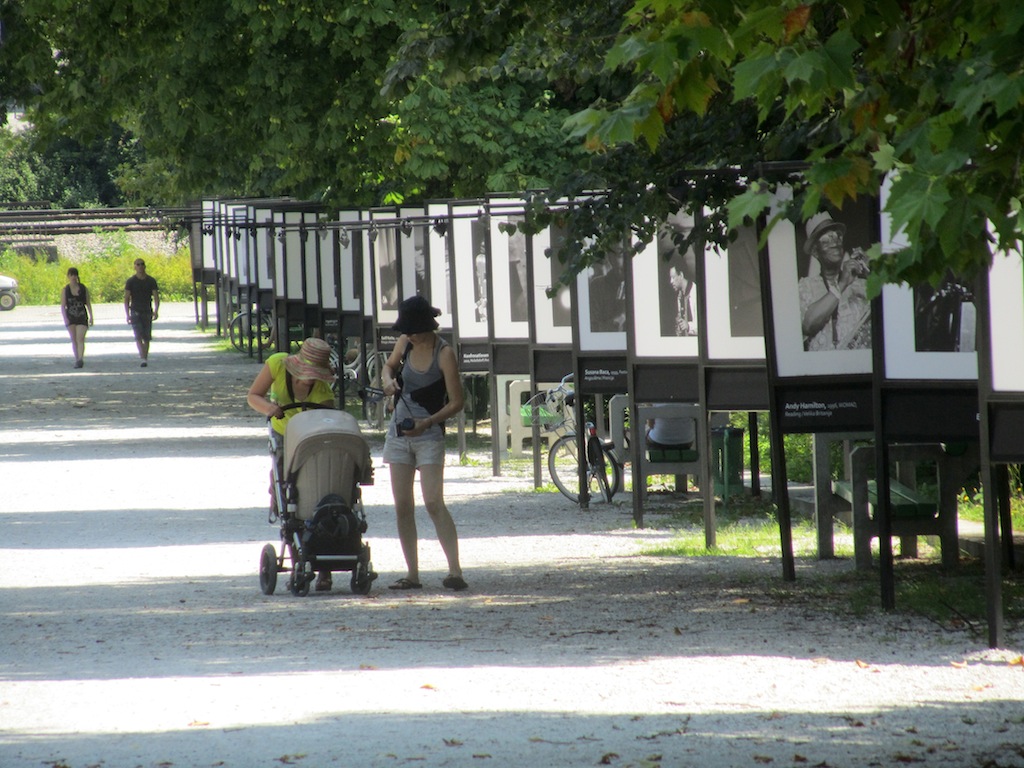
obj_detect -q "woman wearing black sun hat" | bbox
[380,296,468,592]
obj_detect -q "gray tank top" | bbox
[392,337,447,439]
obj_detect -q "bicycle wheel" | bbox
[549,435,622,504]
[548,434,582,503]
[363,349,386,429]
[588,438,622,503]
[255,310,274,350]
[227,313,245,352]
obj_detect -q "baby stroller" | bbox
[259,404,377,596]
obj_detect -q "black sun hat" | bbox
[393,295,441,334]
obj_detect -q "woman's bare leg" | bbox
[389,462,420,582]
[418,463,462,578]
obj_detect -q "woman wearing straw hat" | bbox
[247,337,337,590]
[381,295,468,592]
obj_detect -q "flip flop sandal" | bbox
[388,578,423,590]
[442,575,469,591]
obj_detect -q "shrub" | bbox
[0,231,192,304]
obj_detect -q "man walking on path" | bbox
[124,258,160,367]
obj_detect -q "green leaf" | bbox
[728,184,772,229]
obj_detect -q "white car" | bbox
[0,274,20,311]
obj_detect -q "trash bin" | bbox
[711,427,744,496]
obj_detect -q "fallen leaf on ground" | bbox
[855,660,872,668]
[950,660,968,669]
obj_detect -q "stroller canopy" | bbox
[283,410,373,518]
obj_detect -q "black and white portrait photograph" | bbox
[766,189,874,377]
[530,219,572,345]
[488,205,530,339]
[371,209,400,318]
[471,219,489,323]
[577,239,628,352]
[797,209,872,352]
[588,244,628,333]
[913,274,976,353]
[449,202,489,340]
[632,211,700,359]
[426,201,453,329]
[657,212,698,338]
[705,222,765,360]
[335,209,362,313]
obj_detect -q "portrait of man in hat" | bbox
[797,210,872,351]
[655,211,699,338]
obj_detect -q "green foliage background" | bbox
[0,234,192,304]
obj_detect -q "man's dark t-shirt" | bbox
[125,275,158,315]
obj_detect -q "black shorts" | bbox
[130,311,153,342]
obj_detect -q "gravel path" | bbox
[1,303,1022,768]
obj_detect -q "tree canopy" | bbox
[3,0,1023,287]
[573,0,1024,288]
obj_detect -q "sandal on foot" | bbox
[442,575,469,592]
[315,574,333,592]
[388,578,422,590]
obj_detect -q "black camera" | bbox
[396,417,415,436]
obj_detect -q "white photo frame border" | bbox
[988,247,1024,392]
[766,189,873,377]
[631,215,699,359]
[488,197,530,340]
[704,223,766,361]
[879,175,978,381]
[426,202,454,330]
[578,243,627,353]
[449,202,490,341]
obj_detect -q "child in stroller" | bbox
[258,404,377,596]
[247,337,377,595]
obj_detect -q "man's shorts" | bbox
[383,434,446,468]
[130,311,153,342]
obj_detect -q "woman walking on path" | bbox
[380,295,468,592]
[60,267,94,369]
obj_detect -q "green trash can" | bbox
[711,427,744,496]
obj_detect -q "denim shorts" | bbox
[383,434,446,468]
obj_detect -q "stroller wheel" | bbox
[351,558,376,595]
[259,544,278,595]
[290,559,312,597]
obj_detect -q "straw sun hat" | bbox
[284,337,334,382]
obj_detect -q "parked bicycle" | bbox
[328,336,387,429]
[523,373,623,504]
[228,307,274,353]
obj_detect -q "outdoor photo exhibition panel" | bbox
[975,244,1024,649]
[426,201,454,330]
[762,190,878,583]
[399,205,428,305]
[448,201,490,344]
[370,207,400,329]
[528,210,573,347]
[880,175,978,382]
[334,209,363,315]
[631,209,700,360]
[487,196,530,341]
[766,188,875,380]
[576,239,628,353]
[704,221,766,361]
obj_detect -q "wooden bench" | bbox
[832,443,976,570]
[832,479,938,520]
